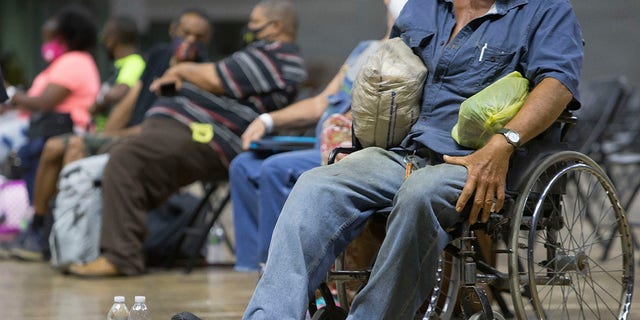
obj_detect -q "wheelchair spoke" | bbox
[509,152,634,320]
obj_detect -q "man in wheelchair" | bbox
[243,0,584,319]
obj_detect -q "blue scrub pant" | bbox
[229,149,320,271]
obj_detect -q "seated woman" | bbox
[4,5,100,261]
[30,15,146,247]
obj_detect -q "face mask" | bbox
[242,21,273,45]
[41,39,67,63]
[171,37,208,62]
[388,0,409,19]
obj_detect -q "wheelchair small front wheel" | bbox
[508,151,634,319]
[424,247,461,319]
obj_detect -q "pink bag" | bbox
[320,113,353,165]
[0,179,33,236]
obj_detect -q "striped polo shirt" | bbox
[147,40,306,166]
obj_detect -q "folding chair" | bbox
[166,179,234,273]
[567,76,632,159]
[595,87,640,262]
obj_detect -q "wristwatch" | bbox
[497,128,521,148]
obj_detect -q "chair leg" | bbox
[185,187,231,273]
[163,181,225,272]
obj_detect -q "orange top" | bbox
[27,51,100,131]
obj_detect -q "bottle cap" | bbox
[134,296,146,303]
[114,296,125,303]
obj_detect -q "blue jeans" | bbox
[243,147,468,320]
[230,149,321,271]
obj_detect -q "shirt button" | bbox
[421,116,427,122]
[490,56,496,62]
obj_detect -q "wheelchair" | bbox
[309,113,635,320]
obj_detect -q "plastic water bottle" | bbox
[107,296,129,320]
[129,296,151,320]
[206,223,227,263]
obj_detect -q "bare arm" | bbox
[444,77,573,224]
[149,62,224,95]
[240,65,349,149]
[11,83,70,112]
[103,81,143,134]
[91,83,131,115]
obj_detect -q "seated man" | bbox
[230,0,405,272]
[91,16,147,133]
[68,0,307,277]
[9,9,213,261]
[243,0,583,318]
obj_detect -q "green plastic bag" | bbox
[452,71,529,149]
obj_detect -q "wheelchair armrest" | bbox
[328,146,360,165]
[505,126,569,193]
[556,109,577,142]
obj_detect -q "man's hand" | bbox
[241,118,268,150]
[443,135,514,224]
[149,66,183,94]
[150,62,223,95]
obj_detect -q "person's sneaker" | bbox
[9,226,49,262]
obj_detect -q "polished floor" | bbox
[0,259,258,320]
[2,257,640,320]
[2,189,640,320]
[2,246,640,319]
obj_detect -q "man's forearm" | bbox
[176,63,225,95]
[269,95,328,131]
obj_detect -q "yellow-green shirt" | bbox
[114,53,145,87]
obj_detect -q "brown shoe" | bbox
[67,256,122,278]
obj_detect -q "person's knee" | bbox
[395,165,465,226]
[62,136,87,163]
[403,165,465,202]
[230,153,252,179]
[40,136,66,163]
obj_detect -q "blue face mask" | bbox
[171,37,208,62]
[242,21,273,45]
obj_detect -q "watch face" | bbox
[506,131,519,142]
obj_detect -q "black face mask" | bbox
[242,21,273,45]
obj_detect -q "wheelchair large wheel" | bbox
[508,151,634,319]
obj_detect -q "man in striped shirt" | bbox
[68,0,307,277]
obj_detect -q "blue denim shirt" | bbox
[393,0,583,156]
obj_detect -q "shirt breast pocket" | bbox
[400,29,435,53]
[470,43,516,88]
